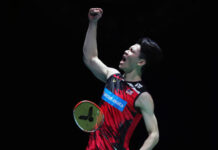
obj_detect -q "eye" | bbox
[130,48,134,53]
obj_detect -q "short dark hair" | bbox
[137,37,163,72]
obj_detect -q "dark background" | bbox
[7,0,216,150]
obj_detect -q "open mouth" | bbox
[120,55,127,65]
[122,56,126,62]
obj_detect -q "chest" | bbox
[102,77,140,112]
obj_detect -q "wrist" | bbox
[89,20,98,24]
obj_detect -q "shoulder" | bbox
[135,92,154,113]
[106,67,120,79]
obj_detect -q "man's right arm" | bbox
[83,8,119,83]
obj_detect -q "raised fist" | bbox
[88,8,103,22]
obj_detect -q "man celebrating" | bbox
[83,8,162,150]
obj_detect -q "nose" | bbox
[124,50,129,55]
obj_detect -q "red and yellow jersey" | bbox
[86,73,146,150]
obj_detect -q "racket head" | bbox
[73,100,104,132]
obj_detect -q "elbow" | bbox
[83,48,89,62]
[83,47,98,63]
[155,133,160,144]
[149,131,159,145]
[83,47,89,62]
[83,56,91,68]
[153,132,159,145]
[83,55,97,67]
[83,55,89,64]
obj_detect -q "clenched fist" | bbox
[88,8,103,22]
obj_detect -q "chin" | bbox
[118,66,125,72]
[119,64,123,70]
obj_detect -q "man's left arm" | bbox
[135,92,159,150]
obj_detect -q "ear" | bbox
[137,59,146,67]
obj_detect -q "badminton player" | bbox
[83,8,162,150]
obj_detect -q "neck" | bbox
[123,70,142,82]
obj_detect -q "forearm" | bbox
[83,22,98,60]
[140,132,159,150]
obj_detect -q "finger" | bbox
[98,8,103,14]
[90,8,103,14]
[90,11,98,16]
[89,8,96,14]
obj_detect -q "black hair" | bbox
[136,37,163,73]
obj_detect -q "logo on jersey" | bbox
[126,89,133,95]
[101,88,127,112]
[135,83,143,89]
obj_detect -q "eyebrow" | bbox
[129,46,134,50]
[130,45,136,51]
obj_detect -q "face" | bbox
[119,44,145,73]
